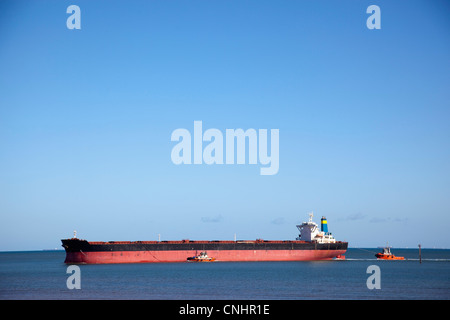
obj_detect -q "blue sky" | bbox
[1,0,449,250]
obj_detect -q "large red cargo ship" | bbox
[62,214,347,264]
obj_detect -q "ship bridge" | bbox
[296,213,336,244]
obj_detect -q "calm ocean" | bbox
[0,248,449,300]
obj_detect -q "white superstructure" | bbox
[296,212,336,243]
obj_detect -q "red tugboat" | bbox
[375,246,405,260]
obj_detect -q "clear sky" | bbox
[1,0,449,251]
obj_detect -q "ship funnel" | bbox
[321,217,328,233]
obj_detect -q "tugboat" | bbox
[187,252,216,262]
[375,246,405,260]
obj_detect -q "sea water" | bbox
[0,249,449,300]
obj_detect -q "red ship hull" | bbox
[62,238,347,264]
[64,249,347,264]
